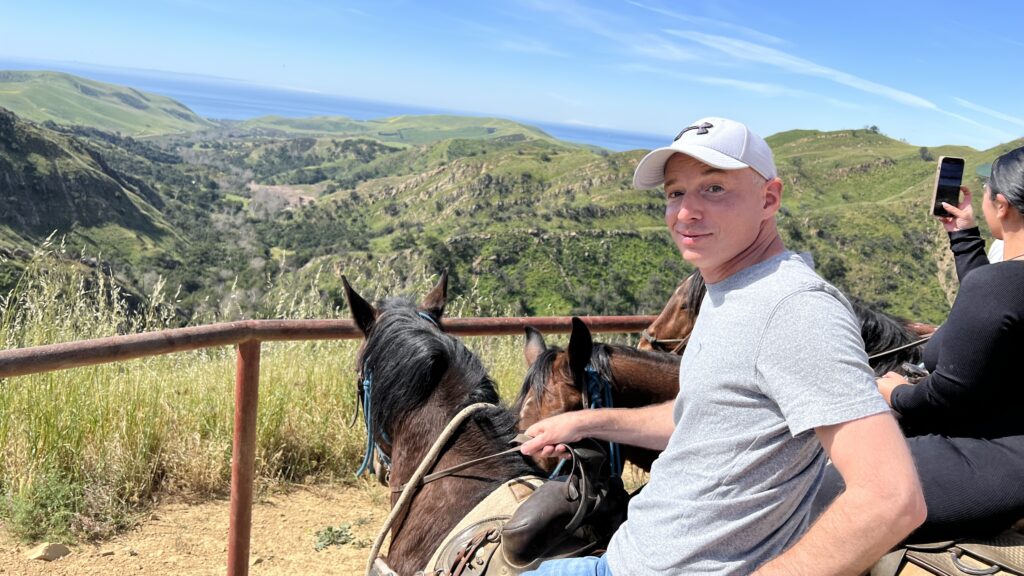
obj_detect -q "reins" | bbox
[639,329,689,354]
[867,335,931,361]
[389,437,529,493]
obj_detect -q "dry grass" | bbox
[0,245,539,542]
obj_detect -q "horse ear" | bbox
[524,326,547,367]
[420,268,448,322]
[342,275,376,336]
[568,317,593,377]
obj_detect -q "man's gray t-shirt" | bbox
[606,252,889,575]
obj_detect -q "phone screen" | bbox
[933,157,964,216]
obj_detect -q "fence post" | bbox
[227,340,261,576]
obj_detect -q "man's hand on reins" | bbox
[519,411,591,459]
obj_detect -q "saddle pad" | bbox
[425,476,545,571]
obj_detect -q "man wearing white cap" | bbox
[521,118,925,575]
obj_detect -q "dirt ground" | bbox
[0,482,391,576]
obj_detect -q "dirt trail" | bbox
[0,483,390,576]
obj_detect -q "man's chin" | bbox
[677,248,705,267]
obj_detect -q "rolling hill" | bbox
[2,71,1021,325]
[0,71,214,136]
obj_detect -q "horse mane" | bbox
[684,269,707,316]
[849,298,922,375]
[364,298,513,442]
[515,347,561,414]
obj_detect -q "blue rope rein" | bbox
[356,368,390,477]
[585,365,623,478]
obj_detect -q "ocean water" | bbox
[0,59,664,151]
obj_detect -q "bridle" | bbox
[354,311,442,482]
[580,364,622,478]
[639,329,690,354]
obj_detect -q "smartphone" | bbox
[931,156,964,217]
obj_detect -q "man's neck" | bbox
[701,222,786,284]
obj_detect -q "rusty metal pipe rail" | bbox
[0,314,654,576]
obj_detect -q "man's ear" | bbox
[567,317,593,378]
[763,177,783,214]
[419,268,448,323]
[524,326,547,367]
[342,276,376,336]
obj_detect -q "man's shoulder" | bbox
[746,252,845,303]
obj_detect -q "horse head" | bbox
[637,269,705,354]
[343,270,449,483]
[515,317,593,473]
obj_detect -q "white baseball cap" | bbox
[633,117,777,189]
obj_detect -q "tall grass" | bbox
[0,245,578,542]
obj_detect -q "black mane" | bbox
[684,269,707,316]
[362,298,519,447]
[513,342,620,410]
[850,299,922,375]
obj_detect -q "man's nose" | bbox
[671,194,702,222]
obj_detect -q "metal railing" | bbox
[0,315,655,576]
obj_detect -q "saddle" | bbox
[419,439,628,576]
[871,528,1024,576]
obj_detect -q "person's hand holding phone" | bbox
[936,185,977,232]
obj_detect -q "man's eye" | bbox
[705,185,725,195]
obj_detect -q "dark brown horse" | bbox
[514,317,680,473]
[344,273,538,575]
[638,269,931,376]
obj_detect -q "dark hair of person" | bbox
[989,145,1024,214]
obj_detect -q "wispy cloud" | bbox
[626,1,785,45]
[622,63,799,96]
[953,97,1024,129]
[667,30,938,110]
[517,0,700,62]
[622,63,860,110]
[497,38,568,57]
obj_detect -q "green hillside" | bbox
[237,113,563,145]
[0,107,184,258]
[0,71,214,136]
[1,71,1020,325]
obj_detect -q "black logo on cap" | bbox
[674,122,714,141]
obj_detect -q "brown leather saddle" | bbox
[872,529,1024,576]
[425,439,628,576]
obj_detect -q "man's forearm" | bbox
[581,401,676,451]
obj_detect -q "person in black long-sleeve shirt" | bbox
[815,146,1024,542]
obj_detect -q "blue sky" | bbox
[2,0,1023,149]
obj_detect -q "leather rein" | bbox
[639,328,689,354]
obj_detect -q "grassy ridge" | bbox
[0,71,213,136]
[238,114,561,145]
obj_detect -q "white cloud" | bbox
[621,63,859,109]
[498,38,568,57]
[953,97,1024,129]
[517,0,699,62]
[626,1,786,45]
[667,30,938,110]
